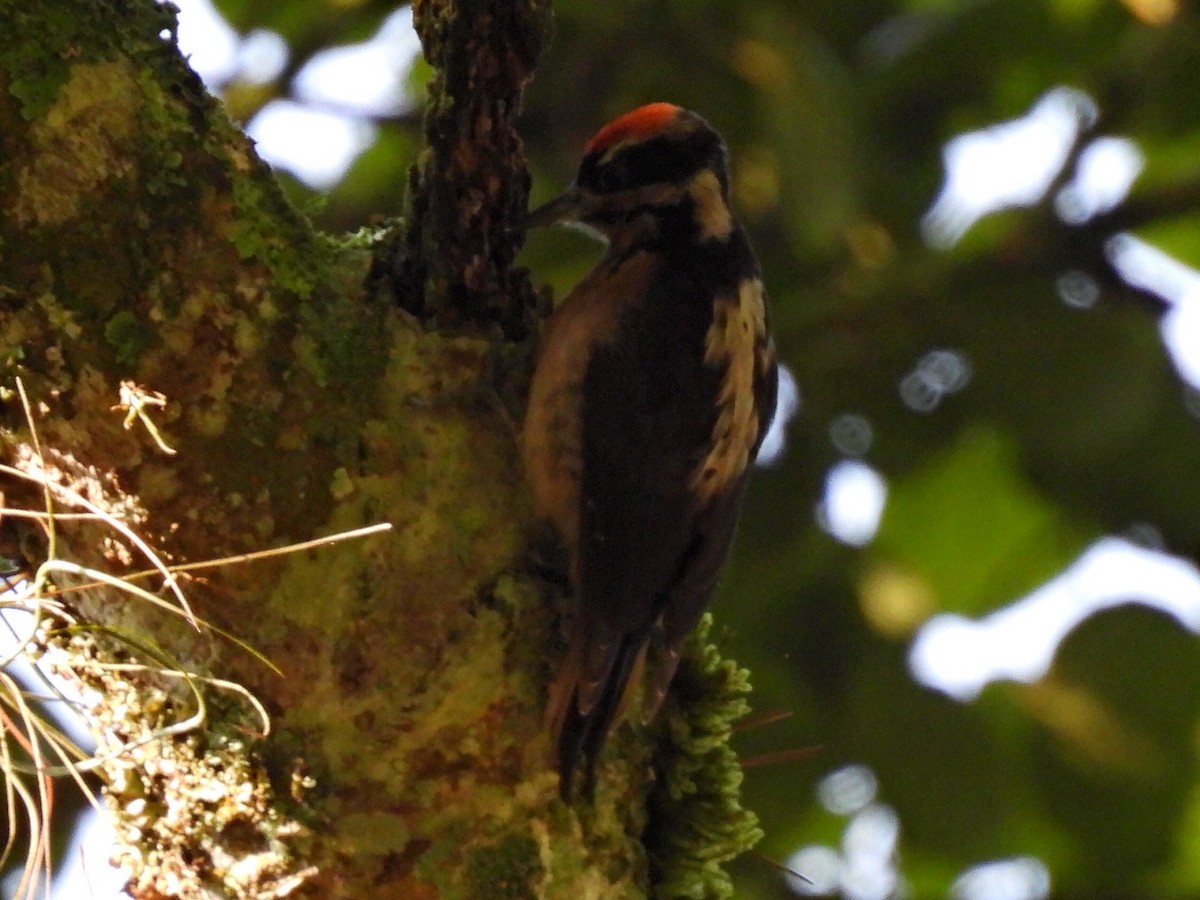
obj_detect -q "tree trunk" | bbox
[0,1,758,897]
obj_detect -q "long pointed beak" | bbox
[524,188,585,229]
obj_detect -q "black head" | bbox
[526,104,735,244]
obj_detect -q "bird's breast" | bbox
[522,250,662,555]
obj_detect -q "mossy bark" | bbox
[0,1,758,898]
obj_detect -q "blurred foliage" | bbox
[209,0,1200,896]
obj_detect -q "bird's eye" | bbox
[595,157,629,193]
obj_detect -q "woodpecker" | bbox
[522,103,778,798]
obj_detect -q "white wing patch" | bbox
[691,277,770,505]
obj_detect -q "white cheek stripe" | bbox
[688,170,732,240]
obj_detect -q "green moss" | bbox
[3,6,105,121]
[412,819,470,892]
[464,832,543,900]
[645,614,764,900]
[228,178,324,299]
[131,67,199,198]
[336,811,411,856]
[301,257,388,389]
[1,0,179,121]
[104,309,154,365]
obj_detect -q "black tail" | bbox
[556,634,644,800]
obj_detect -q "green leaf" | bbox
[875,426,1091,615]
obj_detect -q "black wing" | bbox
[550,258,736,795]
